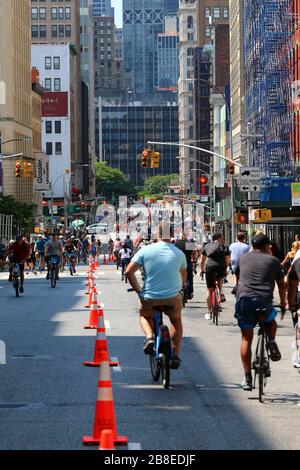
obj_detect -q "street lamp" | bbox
[50,172,73,227]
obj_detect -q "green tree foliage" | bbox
[142,174,179,197]
[0,195,36,234]
[95,162,138,201]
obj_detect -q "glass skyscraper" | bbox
[93,0,114,17]
[123,0,179,94]
[100,103,179,185]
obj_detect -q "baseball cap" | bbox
[251,233,271,249]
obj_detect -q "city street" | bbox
[0,262,300,451]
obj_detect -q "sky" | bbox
[112,0,123,28]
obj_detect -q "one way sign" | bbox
[241,200,261,207]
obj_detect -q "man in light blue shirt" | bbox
[126,226,187,368]
[229,232,250,294]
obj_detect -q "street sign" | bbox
[240,167,261,180]
[241,200,261,207]
[239,183,261,192]
[291,183,300,207]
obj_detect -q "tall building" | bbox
[157,16,179,91]
[197,0,229,46]
[115,29,125,92]
[293,0,300,165]
[229,0,245,164]
[0,0,34,204]
[80,0,96,196]
[32,44,76,198]
[93,0,114,17]
[100,100,179,185]
[123,0,165,94]
[178,0,199,191]
[30,0,82,194]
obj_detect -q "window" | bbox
[54,78,61,91]
[52,25,58,37]
[205,26,211,37]
[45,78,52,91]
[51,7,57,19]
[55,142,62,155]
[31,26,38,38]
[223,7,229,18]
[213,7,221,18]
[187,33,194,41]
[39,7,46,19]
[45,57,51,70]
[59,25,64,37]
[53,57,60,70]
[58,7,64,19]
[65,7,71,19]
[65,25,71,37]
[205,7,211,18]
[31,8,38,20]
[55,121,61,134]
[46,142,53,156]
[46,121,52,134]
[187,16,193,29]
[39,25,47,38]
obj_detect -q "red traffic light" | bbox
[15,162,22,178]
[238,214,247,224]
[199,175,208,185]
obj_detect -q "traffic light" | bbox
[229,163,235,176]
[15,161,22,178]
[23,162,33,178]
[141,150,150,168]
[151,151,160,169]
[199,175,209,197]
[235,212,248,224]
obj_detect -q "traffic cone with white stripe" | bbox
[84,307,119,366]
[82,353,128,446]
[99,430,115,451]
[84,289,99,329]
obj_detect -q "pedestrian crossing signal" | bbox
[229,163,235,176]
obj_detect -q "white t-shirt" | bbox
[119,248,132,260]
[292,250,300,292]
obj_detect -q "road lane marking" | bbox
[128,443,142,451]
[105,320,110,329]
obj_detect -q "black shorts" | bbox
[205,267,226,289]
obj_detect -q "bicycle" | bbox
[12,262,21,297]
[252,306,283,403]
[66,253,76,276]
[49,255,60,288]
[128,288,173,389]
[211,276,222,326]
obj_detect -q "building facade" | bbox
[100,102,179,185]
[178,0,199,191]
[197,0,229,46]
[30,0,82,193]
[32,44,75,198]
[293,0,300,165]
[93,0,114,17]
[157,16,179,91]
[0,0,34,204]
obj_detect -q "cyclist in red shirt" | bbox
[8,236,31,293]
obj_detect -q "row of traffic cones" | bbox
[82,256,127,450]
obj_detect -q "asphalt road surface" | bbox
[0,262,299,450]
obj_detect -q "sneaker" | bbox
[143,338,155,355]
[8,275,12,283]
[20,285,24,294]
[187,293,194,300]
[293,357,300,369]
[205,312,212,320]
[267,340,281,362]
[231,287,237,296]
[170,355,181,370]
[242,375,253,391]
[220,293,226,303]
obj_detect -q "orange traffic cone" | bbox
[84,289,99,329]
[85,274,93,294]
[84,308,119,367]
[82,354,128,446]
[99,430,115,451]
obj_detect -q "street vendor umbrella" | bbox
[71,219,85,228]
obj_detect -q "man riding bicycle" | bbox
[200,233,230,320]
[45,234,63,280]
[64,237,77,275]
[8,235,31,293]
[126,224,187,369]
[34,234,47,271]
[235,234,286,391]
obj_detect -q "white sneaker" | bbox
[293,358,300,368]
[205,313,212,320]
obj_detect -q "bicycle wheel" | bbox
[161,352,170,389]
[51,267,56,288]
[258,333,265,403]
[211,291,216,324]
[13,277,19,297]
[150,352,160,382]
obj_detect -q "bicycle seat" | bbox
[256,308,268,322]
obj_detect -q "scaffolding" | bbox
[243,0,294,183]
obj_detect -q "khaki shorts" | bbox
[139,294,182,320]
